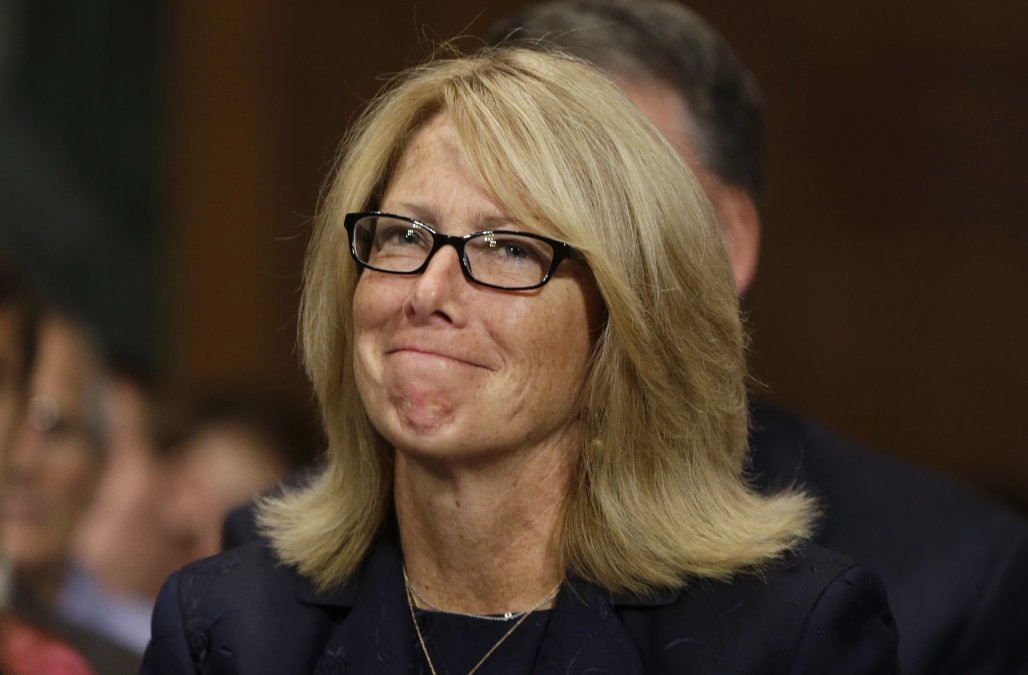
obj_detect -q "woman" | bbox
[143,48,897,674]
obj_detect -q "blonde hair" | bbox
[260,47,815,595]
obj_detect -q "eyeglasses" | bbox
[343,212,575,291]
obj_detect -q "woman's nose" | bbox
[402,245,468,325]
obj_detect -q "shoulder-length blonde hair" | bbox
[260,47,815,595]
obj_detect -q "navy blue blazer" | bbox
[749,400,1028,674]
[143,528,898,674]
[224,401,1028,673]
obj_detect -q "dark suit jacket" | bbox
[749,400,1028,674]
[144,528,897,674]
[224,401,1028,674]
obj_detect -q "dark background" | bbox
[3,1,1025,508]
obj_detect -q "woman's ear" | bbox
[710,184,761,297]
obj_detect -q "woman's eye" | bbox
[502,243,531,259]
[483,237,543,264]
[379,225,428,247]
[402,229,424,244]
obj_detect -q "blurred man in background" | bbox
[489,1,1028,673]
[69,368,191,655]
[163,390,319,562]
[0,308,139,673]
[2,314,106,605]
[3,310,310,661]
[0,254,94,674]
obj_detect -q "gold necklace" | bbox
[402,566,561,675]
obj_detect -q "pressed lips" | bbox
[385,344,491,369]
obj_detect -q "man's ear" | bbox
[711,184,761,297]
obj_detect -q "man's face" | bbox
[617,75,706,178]
[0,306,27,463]
[0,317,104,572]
[618,75,761,295]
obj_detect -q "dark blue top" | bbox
[142,525,898,674]
[411,610,551,674]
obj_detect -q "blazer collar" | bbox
[295,562,361,608]
[295,549,679,611]
[302,532,417,674]
[294,527,679,674]
[534,577,650,675]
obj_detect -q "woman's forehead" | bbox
[381,116,517,227]
[392,113,459,173]
[381,108,565,242]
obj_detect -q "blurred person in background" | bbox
[160,390,319,563]
[2,312,107,600]
[0,253,93,674]
[489,1,1028,673]
[68,368,193,656]
[0,308,139,673]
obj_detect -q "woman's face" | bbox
[352,115,602,466]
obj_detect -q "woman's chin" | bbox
[387,414,501,468]
[396,406,454,439]
[379,375,468,435]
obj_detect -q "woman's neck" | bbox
[393,442,573,615]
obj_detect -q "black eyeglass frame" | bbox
[343,211,576,291]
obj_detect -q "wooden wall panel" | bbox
[690,1,1028,503]
[164,1,1026,507]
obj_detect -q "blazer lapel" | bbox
[532,578,646,675]
[298,536,418,675]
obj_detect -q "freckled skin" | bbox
[352,115,602,469]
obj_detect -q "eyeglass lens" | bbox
[351,215,555,289]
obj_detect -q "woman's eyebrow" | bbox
[476,214,520,231]
[386,202,520,232]
[387,202,439,225]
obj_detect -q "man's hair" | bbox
[259,46,813,595]
[155,389,322,473]
[488,0,763,200]
[0,251,41,383]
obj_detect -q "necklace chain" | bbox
[402,565,561,675]
[406,575,559,622]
